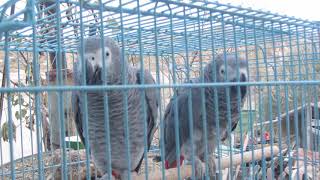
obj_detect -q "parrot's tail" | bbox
[153,155,185,169]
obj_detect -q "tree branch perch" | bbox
[50,146,279,180]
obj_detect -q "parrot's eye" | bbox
[91,57,95,61]
[106,52,110,57]
[220,68,224,74]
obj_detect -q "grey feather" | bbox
[162,54,248,178]
[72,36,159,179]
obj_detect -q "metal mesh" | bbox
[0,0,319,179]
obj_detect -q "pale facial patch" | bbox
[219,64,248,81]
[85,46,112,70]
[219,65,226,77]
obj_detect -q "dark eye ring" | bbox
[106,52,110,57]
[220,69,224,74]
[91,57,95,60]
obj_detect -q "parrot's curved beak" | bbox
[93,65,101,78]
[240,86,247,99]
[230,85,247,99]
[230,73,247,99]
[91,65,102,84]
[240,73,247,99]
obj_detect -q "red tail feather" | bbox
[112,170,120,179]
[165,155,185,169]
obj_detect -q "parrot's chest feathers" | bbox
[87,89,143,122]
[204,90,243,128]
[105,68,136,84]
[86,89,146,171]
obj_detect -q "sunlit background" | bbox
[0,0,319,174]
[219,0,319,21]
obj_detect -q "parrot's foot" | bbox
[99,173,116,180]
[191,156,216,180]
[208,155,216,178]
[195,158,205,180]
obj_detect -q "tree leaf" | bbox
[15,111,20,119]
[20,97,25,105]
[1,122,16,142]
[21,101,29,107]
[21,109,27,117]
[11,94,18,106]
[1,122,8,142]
[12,99,19,106]
[11,94,15,104]
[23,100,28,106]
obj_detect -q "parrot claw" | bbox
[208,155,216,178]
[195,158,205,180]
[192,156,216,180]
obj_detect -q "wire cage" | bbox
[0,0,319,179]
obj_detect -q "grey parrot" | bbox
[72,36,159,180]
[156,54,248,179]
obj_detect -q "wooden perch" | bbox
[133,146,280,180]
[253,102,320,149]
[50,146,279,180]
[254,102,320,128]
[233,133,249,179]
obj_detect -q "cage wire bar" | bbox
[0,0,319,179]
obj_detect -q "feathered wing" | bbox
[163,88,201,168]
[163,96,181,167]
[220,94,246,141]
[72,59,91,147]
[72,92,86,146]
[231,98,246,132]
[231,120,239,132]
[134,69,159,172]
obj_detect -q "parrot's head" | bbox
[206,53,248,99]
[79,36,122,84]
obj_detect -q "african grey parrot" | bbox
[157,54,248,179]
[72,36,159,180]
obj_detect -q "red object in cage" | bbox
[264,132,270,141]
[165,155,185,169]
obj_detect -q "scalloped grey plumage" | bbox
[72,36,159,180]
[162,54,248,179]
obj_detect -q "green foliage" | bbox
[10,88,37,131]
[1,121,16,142]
